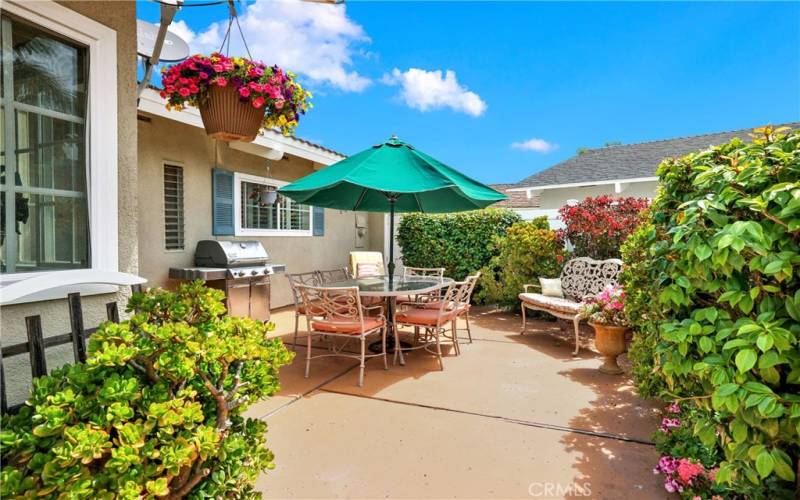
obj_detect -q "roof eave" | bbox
[507,176,658,192]
[137,88,346,166]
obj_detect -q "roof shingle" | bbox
[514,123,800,189]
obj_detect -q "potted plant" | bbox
[160,52,312,142]
[579,284,628,374]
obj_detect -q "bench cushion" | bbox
[519,293,581,315]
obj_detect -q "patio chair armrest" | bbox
[522,283,541,293]
[361,304,385,316]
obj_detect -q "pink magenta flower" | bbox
[667,402,681,414]
[274,99,284,109]
[178,87,191,97]
[252,96,265,108]
[660,418,681,432]
[239,87,251,98]
[213,64,224,73]
[215,77,228,87]
[199,72,209,80]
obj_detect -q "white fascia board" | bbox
[138,89,344,166]
[506,176,658,193]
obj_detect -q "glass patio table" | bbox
[318,275,453,352]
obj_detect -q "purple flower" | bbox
[660,417,681,432]
[666,402,681,414]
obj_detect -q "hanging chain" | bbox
[217,0,253,59]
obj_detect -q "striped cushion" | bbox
[357,263,381,278]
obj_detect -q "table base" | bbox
[369,337,411,354]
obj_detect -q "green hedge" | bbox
[623,126,799,494]
[477,218,567,308]
[397,208,521,281]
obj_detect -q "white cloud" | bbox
[383,68,487,117]
[170,0,371,92]
[511,138,559,153]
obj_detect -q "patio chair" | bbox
[397,266,446,304]
[316,267,350,283]
[296,284,388,387]
[286,271,322,350]
[393,281,465,369]
[420,272,481,344]
[350,251,386,278]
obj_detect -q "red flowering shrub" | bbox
[557,196,649,259]
[161,52,311,135]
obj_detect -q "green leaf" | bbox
[764,259,785,274]
[755,450,774,479]
[716,383,739,397]
[698,336,714,353]
[695,244,712,261]
[736,349,758,373]
[756,334,773,352]
[730,419,748,442]
[772,449,796,482]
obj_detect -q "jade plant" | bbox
[0,281,293,498]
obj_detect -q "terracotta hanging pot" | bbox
[589,322,628,374]
[198,85,265,143]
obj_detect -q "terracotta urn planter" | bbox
[198,85,265,142]
[590,322,628,374]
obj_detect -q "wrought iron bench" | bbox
[519,257,623,355]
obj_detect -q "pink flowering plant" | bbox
[160,52,311,135]
[578,284,628,326]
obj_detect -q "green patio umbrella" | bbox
[278,135,507,277]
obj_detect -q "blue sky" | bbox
[138,1,800,184]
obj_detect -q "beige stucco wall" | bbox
[137,114,372,308]
[0,1,138,407]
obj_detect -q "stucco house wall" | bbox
[0,0,138,406]
[137,114,371,308]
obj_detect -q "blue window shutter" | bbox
[212,168,235,236]
[312,206,325,236]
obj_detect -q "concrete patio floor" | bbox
[250,306,668,499]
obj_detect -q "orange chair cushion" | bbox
[311,317,384,335]
[395,308,457,326]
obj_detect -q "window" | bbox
[233,172,312,236]
[0,1,118,294]
[1,15,89,273]
[163,164,184,250]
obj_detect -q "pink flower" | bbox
[215,77,228,87]
[213,64,224,73]
[660,417,681,432]
[199,72,209,80]
[666,402,681,414]
[252,96,265,109]
[178,87,191,97]
[189,84,199,94]
[239,87,251,98]
[676,459,706,485]
[274,99,284,109]
[707,467,718,482]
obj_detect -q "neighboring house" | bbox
[488,184,542,220]
[0,1,379,407]
[508,123,800,228]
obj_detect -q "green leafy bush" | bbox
[1,281,294,499]
[625,126,800,493]
[620,216,670,398]
[477,218,568,308]
[397,208,521,281]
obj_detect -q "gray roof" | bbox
[514,123,800,189]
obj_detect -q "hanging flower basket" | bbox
[161,52,312,141]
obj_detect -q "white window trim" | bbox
[0,1,118,294]
[233,172,313,237]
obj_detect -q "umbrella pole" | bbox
[388,199,396,283]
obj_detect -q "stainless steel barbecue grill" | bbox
[169,240,286,321]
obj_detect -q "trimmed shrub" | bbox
[625,126,800,494]
[477,218,568,308]
[558,195,649,259]
[397,208,521,281]
[0,282,294,498]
